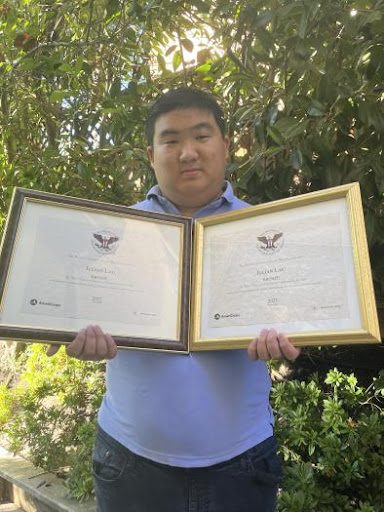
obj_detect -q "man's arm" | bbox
[247,328,301,361]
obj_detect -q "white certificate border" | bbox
[190,183,380,350]
[0,188,191,352]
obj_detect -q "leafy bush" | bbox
[272,368,384,512]
[1,345,383,509]
[0,343,105,501]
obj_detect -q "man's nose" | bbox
[179,141,198,162]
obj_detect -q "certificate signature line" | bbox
[50,279,144,292]
[68,255,136,268]
[226,280,329,294]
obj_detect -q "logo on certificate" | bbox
[256,230,283,254]
[92,230,119,254]
[214,312,240,320]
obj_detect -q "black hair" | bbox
[145,87,226,145]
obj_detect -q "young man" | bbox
[50,88,300,511]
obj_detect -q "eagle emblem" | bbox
[256,230,284,253]
[91,230,120,254]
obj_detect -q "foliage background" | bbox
[1,0,383,293]
[0,0,384,510]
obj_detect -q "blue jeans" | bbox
[93,427,282,512]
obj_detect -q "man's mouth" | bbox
[182,168,201,175]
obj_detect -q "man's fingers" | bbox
[277,332,301,361]
[46,344,61,357]
[93,324,110,359]
[105,333,118,359]
[266,329,283,359]
[47,326,117,361]
[67,327,87,358]
[90,326,117,360]
[247,338,258,360]
[84,324,99,359]
[248,329,300,362]
[248,328,268,360]
[66,325,118,361]
[256,328,272,360]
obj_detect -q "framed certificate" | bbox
[0,183,381,353]
[0,188,192,352]
[190,182,381,350]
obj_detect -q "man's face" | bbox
[147,108,230,214]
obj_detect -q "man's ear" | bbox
[147,146,154,166]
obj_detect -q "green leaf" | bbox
[298,11,308,39]
[49,90,73,102]
[364,210,377,245]
[255,27,275,52]
[267,126,284,146]
[100,107,120,114]
[73,57,83,75]
[274,117,308,139]
[358,10,382,28]
[260,146,282,158]
[76,162,90,179]
[157,54,166,72]
[126,28,137,41]
[18,57,36,71]
[172,50,182,70]
[254,12,273,27]
[267,105,279,125]
[181,38,193,52]
[196,62,212,73]
[57,63,73,73]
[196,48,211,64]
[165,44,177,56]
[307,106,325,117]
[290,148,303,169]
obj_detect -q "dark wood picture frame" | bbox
[0,188,192,353]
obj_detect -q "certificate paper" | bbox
[200,204,357,334]
[0,183,380,352]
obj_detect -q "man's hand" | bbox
[46,325,118,361]
[247,328,300,362]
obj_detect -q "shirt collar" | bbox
[146,180,235,205]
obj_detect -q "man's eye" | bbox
[197,135,210,140]
[164,140,177,145]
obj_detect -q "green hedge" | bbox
[0,344,104,501]
[273,368,384,511]
[0,344,383,509]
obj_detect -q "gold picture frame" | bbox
[190,182,380,350]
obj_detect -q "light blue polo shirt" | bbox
[98,182,274,467]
